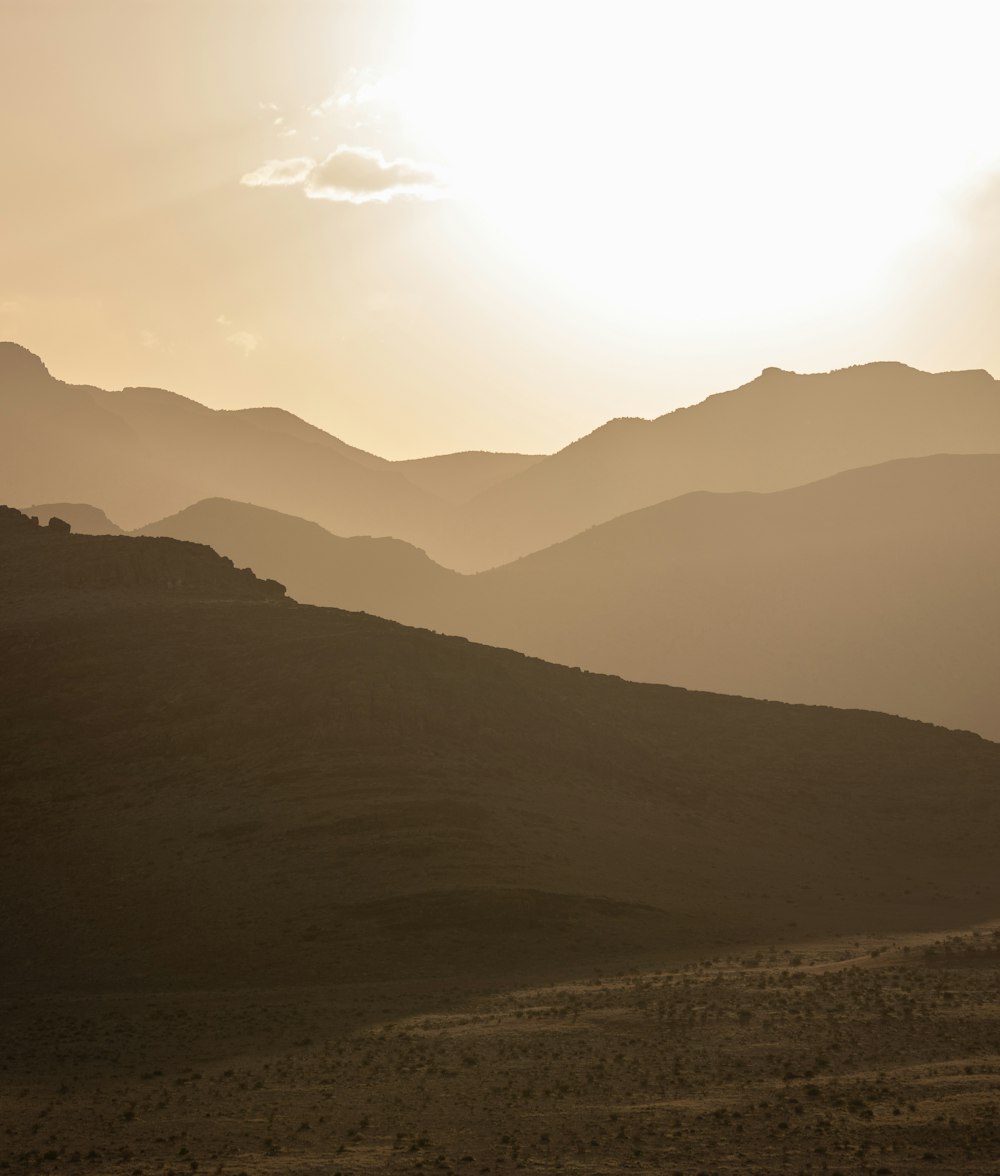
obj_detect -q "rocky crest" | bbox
[0,505,286,601]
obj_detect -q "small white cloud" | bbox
[240,146,448,205]
[306,146,447,204]
[139,329,158,349]
[240,156,315,188]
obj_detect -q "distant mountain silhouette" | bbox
[5,341,1000,570]
[3,510,1000,992]
[451,362,1000,569]
[139,456,1000,740]
[21,502,122,534]
[394,450,545,503]
[0,341,449,540]
[137,497,453,625]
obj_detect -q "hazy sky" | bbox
[2,0,999,458]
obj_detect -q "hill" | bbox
[140,456,1000,740]
[136,496,456,626]
[20,501,122,534]
[2,508,1000,995]
[394,450,545,503]
[463,452,1000,738]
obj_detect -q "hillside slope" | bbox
[137,497,456,626]
[453,362,1000,568]
[138,456,1000,740]
[2,509,1000,994]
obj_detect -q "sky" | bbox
[1,0,999,459]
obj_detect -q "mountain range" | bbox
[4,341,1000,570]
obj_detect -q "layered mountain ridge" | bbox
[4,340,999,570]
[134,453,1000,740]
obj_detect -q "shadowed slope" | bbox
[464,453,1000,737]
[2,509,1000,994]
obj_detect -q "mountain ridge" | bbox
[5,340,1000,569]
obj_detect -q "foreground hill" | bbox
[140,455,1000,740]
[2,507,1000,995]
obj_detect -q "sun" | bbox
[377,0,999,336]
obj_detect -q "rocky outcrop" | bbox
[0,505,286,601]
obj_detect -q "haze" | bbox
[2,0,1000,457]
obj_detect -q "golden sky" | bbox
[2,0,999,458]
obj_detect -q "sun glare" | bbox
[387,1,999,332]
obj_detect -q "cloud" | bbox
[240,147,448,205]
[306,147,446,203]
[240,157,315,188]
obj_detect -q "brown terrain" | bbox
[4,343,1000,1174]
[2,511,1000,1171]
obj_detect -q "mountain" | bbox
[449,361,1000,569]
[136,496,457,626]
[3,507,1000,994]
[20,502,122,534]
[139,456,1000,741]
[463,453,1000,738]
[7,342,1000,571]
[394,450,545,503]
[0,341,448,539]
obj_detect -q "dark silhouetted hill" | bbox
[140,456,1000,740]
[2,512,1000,994]
[0,505,285,600]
